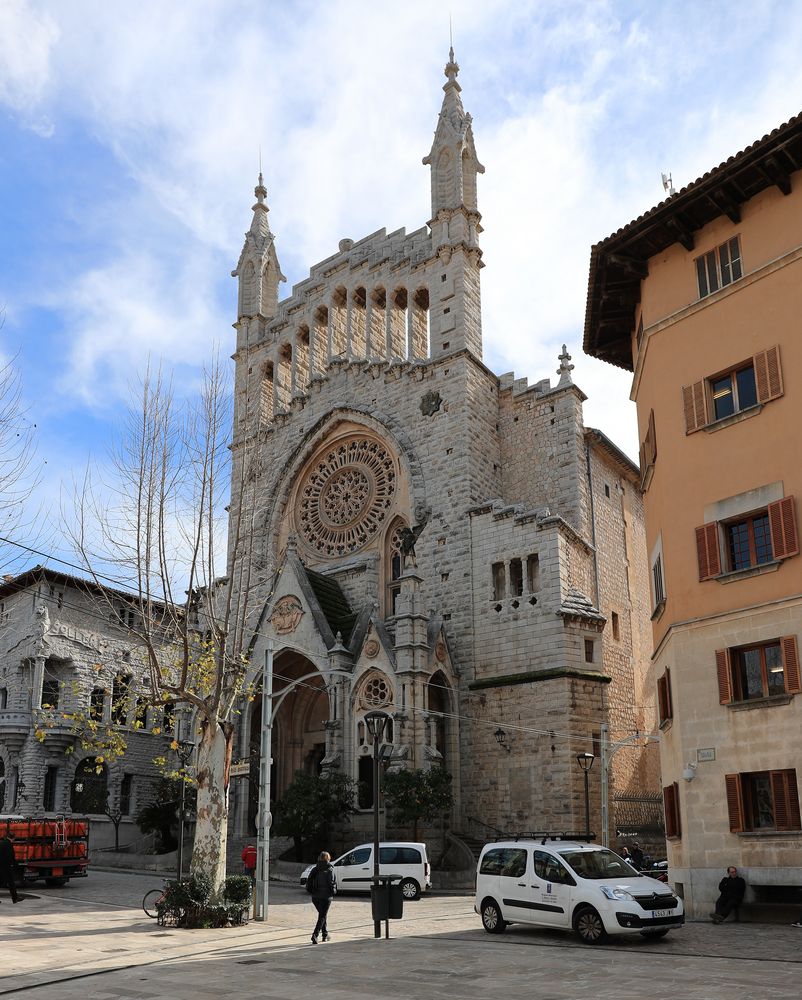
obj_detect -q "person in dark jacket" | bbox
[630,843,645,870]
[0,834,22,904]
[711,866,746,922]
[307,851,337,943]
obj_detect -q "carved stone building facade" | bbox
[227,52,657,844]
[0,567,175,850]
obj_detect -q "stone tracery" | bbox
[297,436,396,556]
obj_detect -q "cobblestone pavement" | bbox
[1,872,800,999]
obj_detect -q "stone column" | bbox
[407,300,415,360]
[327,305,334,362]
[385,296,393,361]
[364,294,373,359]
[31,656,45,710]
[290,337,298,395]
[345,295,353,357]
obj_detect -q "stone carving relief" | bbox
[270,595,304,634]
[296,436,396,557]
[363,638,380,659]
[420,390,442,416]
[435,638,447,663]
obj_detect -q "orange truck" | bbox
[0,816,90,886]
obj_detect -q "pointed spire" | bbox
[249,171,270,238]
[445,46,460,88]
[557,344,575,387]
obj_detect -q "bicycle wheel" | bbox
[142,888,163,918]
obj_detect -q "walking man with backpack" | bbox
[306,851,337,944]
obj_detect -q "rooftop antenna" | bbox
[259,145,262,175]
[661,172,676,197]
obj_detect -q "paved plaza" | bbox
[0,871,800,999]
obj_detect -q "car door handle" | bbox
[517,882,526,887]
[530,885,540,889]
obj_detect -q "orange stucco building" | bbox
[585,115,802,918]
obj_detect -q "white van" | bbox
[475,838,684,944]
[300,841,431,900]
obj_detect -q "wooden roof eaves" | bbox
[585,111,802,369]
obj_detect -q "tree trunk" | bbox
[191,718,233,894]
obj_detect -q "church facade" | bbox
[227,51,658,845]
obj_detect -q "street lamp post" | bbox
[175,733,196,880]
[576,752,595,839]
[364,710,390,939]
[254,638,274,922]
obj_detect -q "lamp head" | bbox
[576,752,595,772]
[682,763,697,782]
[364,710,390,742]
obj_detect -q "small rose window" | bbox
[363,675,390,708]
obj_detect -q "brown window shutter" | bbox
[665,667,673,719]
[787,771,802,829]
[768,496,799,559]
[696,522,721,580]
[725,774,744,832]
[672,781,681,838]
[657,676,668,724]
[647,409,657,465]
[716,648,733,704]
[754,345,784,403]
[682,381,707,433]
[639,441,648,489]
[782,636,801,694]
[770,771,793,831]
[662,784,676,838]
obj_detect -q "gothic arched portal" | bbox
[246,649,328,834]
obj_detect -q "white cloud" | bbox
[0,0,58,133]
[6,0,802,469]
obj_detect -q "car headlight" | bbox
[600,886,634,901]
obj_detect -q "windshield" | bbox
[558,848,640,880]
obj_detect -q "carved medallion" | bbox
[296,436,396,556]
[270,595,304,634]
[364,638,380,659]
[435,638,447,663]
[420,390,442,416]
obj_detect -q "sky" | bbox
[2,0,802,576]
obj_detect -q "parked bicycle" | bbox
[142,880,169,919]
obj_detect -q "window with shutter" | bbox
[663,782,681,838]
[782,636,801,694]
[696,523,721,580]
[716,648,732,704]
[754,345,783,403]
[682,381,707,433]
[725,774,744,832]
[768,496,799,560]
[733,769,801,832]
[658,669,673,725]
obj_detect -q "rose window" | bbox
[297,437,396,556]
[362,675,390,708]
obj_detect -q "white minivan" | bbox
[475,839,684,944]
[300,841,431,900]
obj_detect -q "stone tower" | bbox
[226,52,656,851]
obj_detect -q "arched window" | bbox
[71,758,108,814]
[427,671,452,769]
[385,518,407,617]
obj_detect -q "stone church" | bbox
[227,50,657,845]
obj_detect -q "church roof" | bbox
[303,568,357,644]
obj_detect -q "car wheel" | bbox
[640,928,670,940]
[574,906,608,944]
[400,878,420,901]
[481,898,507,934]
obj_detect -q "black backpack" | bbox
[305,867,318,895]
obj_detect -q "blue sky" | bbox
[1,0,801,575]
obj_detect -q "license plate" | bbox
[653,908,671,918]
[51,868,63,877]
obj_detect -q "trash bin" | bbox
[371,878,404,921]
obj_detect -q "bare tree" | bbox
[0,337,42,575]
[67,353,264,893]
